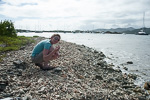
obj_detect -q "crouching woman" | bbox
[31,34,61,70]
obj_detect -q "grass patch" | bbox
[0,36,35,62]
[33,35,39,37]
[0,36,34,52]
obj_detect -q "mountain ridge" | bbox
[94,27,150,34]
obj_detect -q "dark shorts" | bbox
[31,52,43,63]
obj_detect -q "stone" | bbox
[19,89,25,94]
[95,75,103,80]
[53,67,62,73]
[0,97,21,100]
[13,60,23,65]
[144,81,150,90]
[123,67,128,70]
[66,94,73,99]
[38,78,43,83]
[0,98,13,100]
[75,79,81,83]
[122,85,134,89]
[127,61,133,64]
[13,60,27,69]
[128,74,137,80]
[20,46,26,50]
[39,87,46,93]
[0,81,8,92]
[22,94,33,100]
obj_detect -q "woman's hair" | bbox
[50,34,61,40]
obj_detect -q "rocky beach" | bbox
[0,37,149,100]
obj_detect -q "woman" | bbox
[31,34,61,70]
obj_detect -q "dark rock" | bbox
[53,67,62,73]
[94,50,99,53]
[13,60,23,65]
[128,74,137,80]
[95,75,103,80]
[122,85,134,89]
[127,61,133,64]
[144,81,150,90]
[1,97,22,100]
[0,81,8,92]
[16,71,22,76]
[107,78,115,83]
[13,60,27,70]
[20,46,26,50]
[123,67,128,70]
[78,48,81,51]
[137,96,147,100]
[106,67,115,73]
[2,93,13,97]
[122,80,129,85]
[97,61,107,67]
[114,69,122,72]
[99,52,106,58]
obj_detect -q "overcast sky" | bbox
[0,0,150,30]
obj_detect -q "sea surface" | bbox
[18,32,150,86]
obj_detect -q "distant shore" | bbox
[0,36,149,99]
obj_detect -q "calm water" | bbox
[18,32,150,86]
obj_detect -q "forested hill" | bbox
[94,27,135,33]
[94,27,150,34]
[122,28,150,34]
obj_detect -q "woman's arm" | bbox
[43,46,60,62]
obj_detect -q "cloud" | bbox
[0,0,150,30]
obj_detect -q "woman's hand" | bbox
[55,46,60,51]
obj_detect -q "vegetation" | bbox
[0,20,17,37]
[33,35,40,37]
[0,20,34,62]
[0,36,34,52]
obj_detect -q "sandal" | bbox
[40,66,56,70]
[35,63,43,69]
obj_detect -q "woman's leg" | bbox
[43,46,59,68]
[49,52,59,60]
[47,46,59,60]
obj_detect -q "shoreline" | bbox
[0,37,149,99]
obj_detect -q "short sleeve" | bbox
[44,43,51,50]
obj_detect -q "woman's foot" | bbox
[41,65,56,70]
[35,63,43,68]
[35,63,55,70]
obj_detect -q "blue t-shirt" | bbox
[31,39,52,57]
